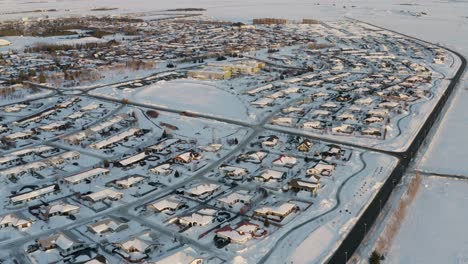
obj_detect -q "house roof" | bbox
[118,152,147,166]
[186,183,220,196]
[217,191,253,205]
[254,202,297,216]
[120,237,150,252]
[64,168,109,184]
[83,189,123,202]
[152,246,201,264]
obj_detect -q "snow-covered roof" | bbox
[148,138,180,152]
[251,97,274,107]
[116,175,145,187]
[217,191,253,205]
[179,212,214,226]
[247,84,273,95]
[119,237,150,253]
[200,143,222,152]
[89,115,124,133]
[150,163,172,174]
[81,102,100,111]
[219,165,248,176]
[83,189,123,202]
[185,183,220,196]
[118,152,147,166]
[1,161,48,177]
[0,155,20,164]
[91,128,140,149]
[258,169,285,180]
[44,202,80,215]
[254,202,297,216]
[0,213,32,227]
[149,196,184,211]
[88,218,126,234]
[151,247,201,264]
[10,184,57,204]
[272,155,297,167]
[64,168,109,184]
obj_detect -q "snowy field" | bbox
[385,176,468,264]
[93,79,250,121]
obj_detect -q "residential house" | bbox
[150,163,173,175]
[297,139,313,152]
[82,189,123,203]
[174,150,202,164]
[237,151,267,164]
[289,179,320,195]
[87,217,128,235]
[254,202,299,222]
[37,231,88,257]
[9,184,60,205]
[307,161,336,176]
[0,213,33,229]
[64,168,110,185]
[185,183,220,200]
[219,165,249,180]
[272,155,297,168]
[255,169,286,182]
[39,202,80,220]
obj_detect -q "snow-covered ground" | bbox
[93,79,250,121]
[385,176,468,263]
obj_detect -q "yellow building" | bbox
[187,68,232,80]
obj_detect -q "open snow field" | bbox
[93,79,250,121]
[385,176,468,263]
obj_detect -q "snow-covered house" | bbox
[113,235,157,255]
[39,202,80,220]
[64,168,110,185]
[0,213,33,229]
[215,221,265,244]
[271,117,294,126]
[297,139,313,152]
[237,151,267,164]
[174,150,202,164]
[116,152,148,167]
[185,183,220,200]
[114,175,146,189]
[261,135,279,147]
[9,184,60,205]
[219,165,249,180]
[307,161,336,176]
[255,169,287,182]
[289,178,320,194]
[150,163,173,175]
[272,155,297,168]
[150,246,202,264]
[87,217,129,235]
[254,202,299,222]
[82,189,123,203]
[37,231,88,257]
[147,196,187,214]
[217,191,253,208]
[302,121,325,130]
[177,209,215,227]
